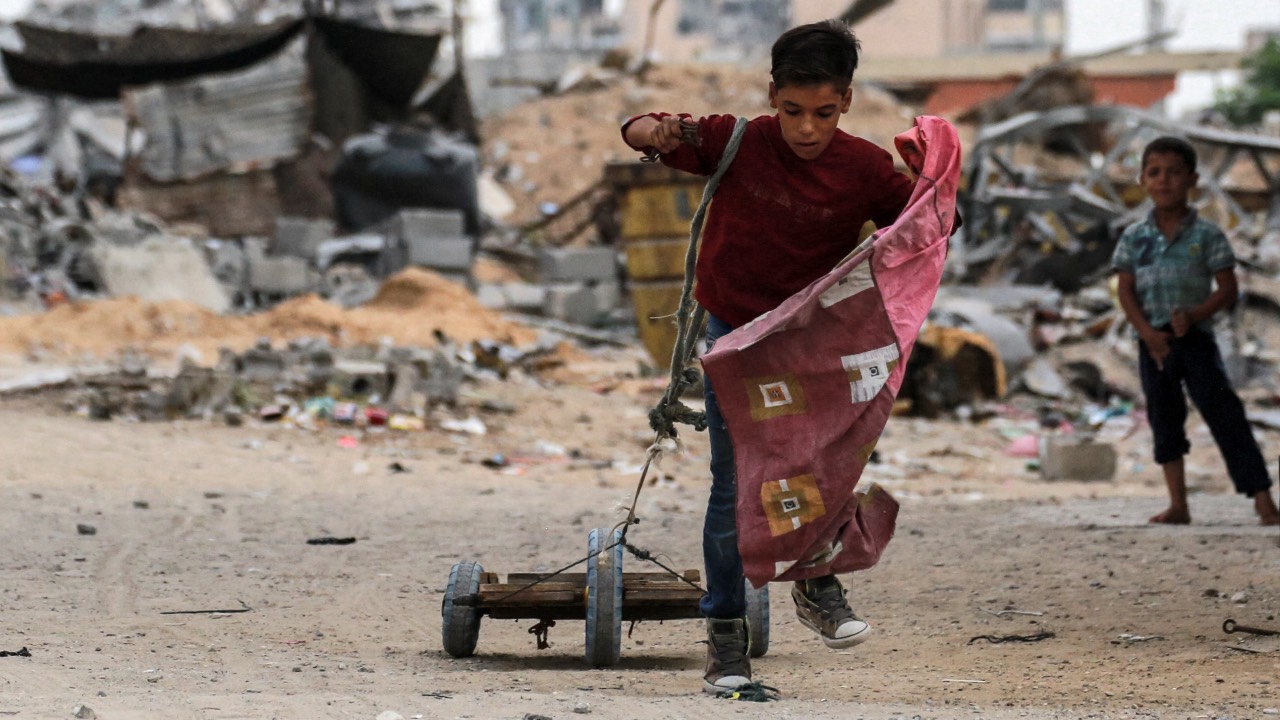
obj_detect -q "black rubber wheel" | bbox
[745,579,770,658]
[441,560,483,657]
[584,527,624,667]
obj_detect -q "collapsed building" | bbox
[0,5,482,311]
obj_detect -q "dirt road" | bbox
[1,370,1277,719]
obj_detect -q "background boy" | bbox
[1112,135,1280,527]
[621,20,915,694]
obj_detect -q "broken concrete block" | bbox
[331,359,389,398]
[273,215,335,260]
[386,363,420,412]
[1038,436,1116,481]
[502,282,547,313]
[539,246,617,282]
[475,283,506,309]
[544,281,620,327]
[405,236,473,271]
[273,217,335,260]
[394,208,467,239]
[237,339,286,382]
[91,236,230,313]
[247,254,318,296]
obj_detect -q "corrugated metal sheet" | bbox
[0,94,47,161]
[123,37,311,182]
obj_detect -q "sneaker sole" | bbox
[797,615,872,649]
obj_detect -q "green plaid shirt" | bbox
[1110,209,1235,331]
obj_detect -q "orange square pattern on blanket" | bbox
[760,473,827,536]
[744,373,808,422]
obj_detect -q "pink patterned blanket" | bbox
[700,116,962,588]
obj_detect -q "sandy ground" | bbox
[1,351,1279,720]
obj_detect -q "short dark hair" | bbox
[771,20,860,90]
[1142,136,1197,174]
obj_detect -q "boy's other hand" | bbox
[1170,308,1192,337]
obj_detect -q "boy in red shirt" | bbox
[622,19,915,694]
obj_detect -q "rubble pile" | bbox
[44,328,583,437]
[0,267,538,363]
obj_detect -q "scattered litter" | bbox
[441,416,487,435]
[159,600,252,615]
[967,631,1055,644]
[979,607,1044,618]
[0,648,31,657]
[337,436,359,449]
[941,678,989,684]
[1115,633,1164,643]
[307,536,356,545]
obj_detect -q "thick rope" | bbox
[648,115,750,442]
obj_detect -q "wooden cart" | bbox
[441,527,770,666]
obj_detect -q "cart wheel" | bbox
[585,527,624,667]
[442,560,484,657]
[745,580,770,658]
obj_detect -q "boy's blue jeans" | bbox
[701,314,747,619]
[1138,326,1272,497]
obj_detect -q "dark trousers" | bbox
[1138,327,1271,496]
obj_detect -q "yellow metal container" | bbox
[623,237,691,281]
[606,160,707,367]
[628,280,688,369]
[618,184,703,239]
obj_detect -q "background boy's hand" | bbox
[1142,328,1171,370]
[1170,308,1192,337]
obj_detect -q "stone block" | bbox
[273,217,335,260]
[502,283,547,313]
[539,246,617,282]
[543,281,620,327]
[475,283,507,309]
[405,236,474,271]
[1039,436,1116,481]
[247,254,318,295]
[394,208,466,240]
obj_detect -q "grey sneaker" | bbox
[792,575,871,649]
[703,618,752,695]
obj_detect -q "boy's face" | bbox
[768,81,852,160]
[1140,151,1198,211]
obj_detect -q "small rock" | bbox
[73,705,96,719]
[132,500,150,509]
[76,524,97,536]
[573,701,592,713]
[376,712,405,720]
[522,715,552,720]
[1231,591,1249,604]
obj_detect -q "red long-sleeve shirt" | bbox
[622,112,914,328]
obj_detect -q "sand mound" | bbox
[0,268,538,363]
